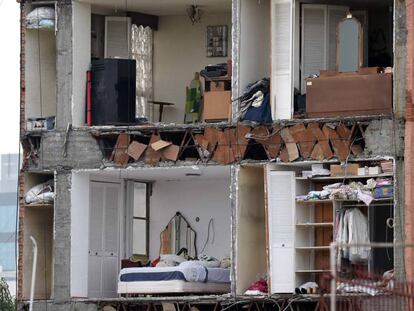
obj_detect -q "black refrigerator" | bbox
[91,58,136,125]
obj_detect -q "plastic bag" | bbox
[25,179,54,204]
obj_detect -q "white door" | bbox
[271,0,294,120]
[266,169,295,293]
[88,182,121,298]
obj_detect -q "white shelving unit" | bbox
[266,162,394,294]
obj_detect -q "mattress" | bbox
[118,280,231,294]
[118,265,230,294]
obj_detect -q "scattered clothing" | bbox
[244,279,268,296]
[239,78,272,124]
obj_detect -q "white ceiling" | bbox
[86,165,231,182]
[80,0,232,16]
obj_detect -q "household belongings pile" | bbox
[238,78,272,124]
[337,269,395,296]
[25,179,54,204]
[26,7,55,29]
[295,177,393,206]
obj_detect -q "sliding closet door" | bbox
[300,5,348,92]
[266,169,295,293]
[88,182,121,298]
[271,0,294,119]
[301,5,327,92]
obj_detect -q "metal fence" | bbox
[328,242,414,311]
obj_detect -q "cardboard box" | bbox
[368,166,382,175]
[330,163,360,176]
[203,91,231,122]
[210,81,226,92]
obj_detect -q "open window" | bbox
[73,0,233,127]
[71,166,232,298]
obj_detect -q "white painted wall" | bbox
[72,1,91,127]
[239,0,271,92]
[25,29,56,120]
[153,13,232,123]
[149,178,231,259]
[70,171,90,297]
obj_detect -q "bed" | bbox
[118,264,231,295]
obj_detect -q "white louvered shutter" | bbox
[271,0,294,120]
[88,182,120,298]
[301,5,327,92]
[105,16,131,59]
[267,170,295,293]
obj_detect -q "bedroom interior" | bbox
[70,166,232,298]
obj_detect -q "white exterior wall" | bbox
[72,1,91,127]
[70,171,90,297]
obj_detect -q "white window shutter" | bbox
[105,16,131,59]
[271,0,294,120]
[267,170,295,293]
[301,5,327,92]
[327,6,349,70]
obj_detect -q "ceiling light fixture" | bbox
[186,0,203,25]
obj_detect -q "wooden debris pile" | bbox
[105,122,366,167]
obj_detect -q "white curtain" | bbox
[131,25,153,120]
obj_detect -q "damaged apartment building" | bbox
[16,0,413,310]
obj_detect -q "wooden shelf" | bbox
[296,173,393,181]
[295,270,330,273]
[295,246,330,250]
[24,203,54,208]
[296,199,333,204]
[296,222,333,227]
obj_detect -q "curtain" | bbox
[131,25,153,120]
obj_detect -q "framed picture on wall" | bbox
[206,25,228,57]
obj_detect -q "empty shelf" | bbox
[296,270,330,273]
[295,246,330,250]
[296,173,393,181]
[296,222,333,227]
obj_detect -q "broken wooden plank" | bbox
[162,144,180,161]
[262,125,282,159]
[151,139,172,151]
[111,133,130,167]
[280,127,299,161]
[322,125,349,161]
[310,143,325,161]
[308,123,333,159]
[279,146,289,163]
[212,130,235,165]
[232,124,250,161]
[289,124,315,158]
[127,141,147,161]
[144,133,162,165]
[203,128,219,154]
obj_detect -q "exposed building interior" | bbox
[17,0,406,309]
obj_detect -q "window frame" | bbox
[125,180,151,259]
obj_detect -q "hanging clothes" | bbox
[336,208,370,264]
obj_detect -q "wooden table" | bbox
[149,101,175,122]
